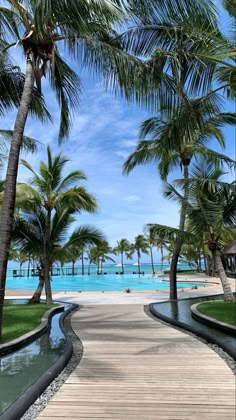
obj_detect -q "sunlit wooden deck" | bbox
[38,304,235,419]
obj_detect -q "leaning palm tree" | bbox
[13,146,97,303]
[163,161,235,301]
[131,235,149,274]
[0,0,144,335]
[124,93,236,299]
[113,238,130,273]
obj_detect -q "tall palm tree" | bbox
[123,94,236,299]
[0,0,143,335]
[113,238,130,273]
[163,160,235,301]
[13,146,97,303]
[131,235,149,274]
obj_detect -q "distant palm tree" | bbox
[90,242,115,274]
[14,146,97,303]
[9,246,28,276]
[131,235,149,274]
[113,238,130,273]
[144,228,156,274]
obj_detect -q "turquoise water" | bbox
[6,272,207,292]
[7,262,194,277]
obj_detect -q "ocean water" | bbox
[7,262,194,277]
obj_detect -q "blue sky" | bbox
[2,1,235,264]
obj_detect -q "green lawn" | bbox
[1,303,57,344]
[196,301,236,326]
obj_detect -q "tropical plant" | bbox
[124,93,236,299]
[121,0,220,109]
[0,0,142,336]
[144,228,157,274]
[113,238,130,273]
[89,241,115,274]
[13,207,105,302]
[163,160,236,301]
[0,51,51,120]
[146,225,169,272]
[131,235,149,274]
[9,246,28,276]
[12,146,97,303]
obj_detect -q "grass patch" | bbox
[196,301,236,326]
[1,303,57,344]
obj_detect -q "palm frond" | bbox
[50,53,82,142]
[0,130,40,153]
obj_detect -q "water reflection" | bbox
[151,295,236,358]
[0,305,67,415]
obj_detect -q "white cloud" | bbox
[123,195,141,202]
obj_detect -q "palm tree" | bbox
[144,228,157,274]
[13,206,105,302]
[0,0,143,335]
[146,225,169,273]
[161,160,235,301]
[113,238,130,273]
[131,235,149,274]
[0,50,50,120]
[9,246,28,276]
[123,94,236,299]
[89,242,115,274]
[121,1,220,110]
[13,146,97,303]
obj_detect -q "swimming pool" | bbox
[6,274,210,292]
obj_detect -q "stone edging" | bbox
[191,302,236,335]
[0,302,78,420]
[0,305,64,356]
[149,297,236,360]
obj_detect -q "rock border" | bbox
[0,302,78,420]
[0,305,64,356]
[191,302,236,335]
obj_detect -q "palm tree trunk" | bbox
[61,264,65,276]
[20,262,23,277]
[0,56,35,338]
[169,164,189,300]
[29,267,45,303]
[44,209,53,304]
[81,251,84,275]
[137,250,140,274]
[214,250,235,301]
[150,246,155,273]
[160,246,164,273]
[121,252,124,273]
[27,255,31,278]
[72,260,75,275]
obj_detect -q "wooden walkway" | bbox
[38,305,236,419]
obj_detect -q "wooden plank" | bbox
[37,304,236,419]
